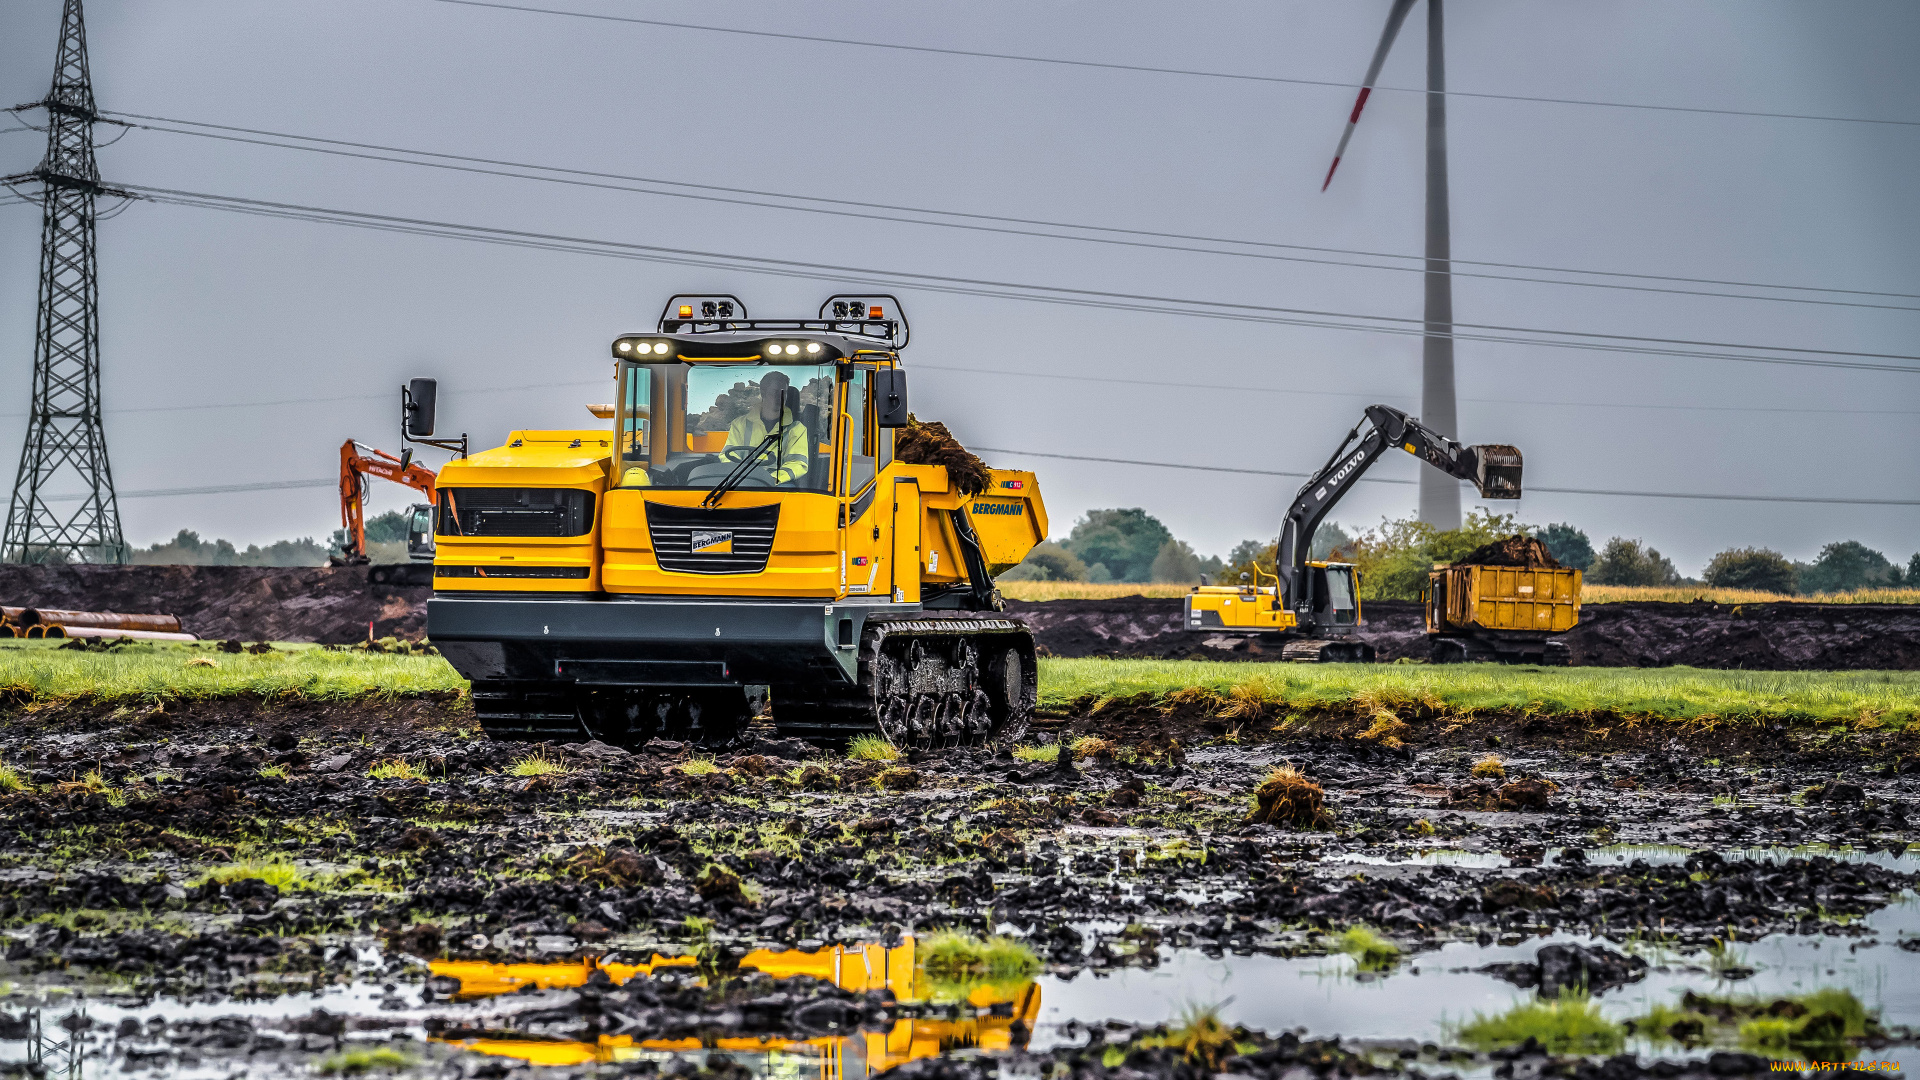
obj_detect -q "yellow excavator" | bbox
[419,294,1048,748]
[1184,404,1522,661]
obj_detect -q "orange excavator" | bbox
[332,438,438,568]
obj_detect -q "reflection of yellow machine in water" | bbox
[429,937,1041,1078]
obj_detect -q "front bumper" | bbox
[427,593,917,687]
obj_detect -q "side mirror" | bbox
[405,378,437,438]
[873,368,909,428]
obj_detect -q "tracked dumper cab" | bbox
[425,295,1047,750]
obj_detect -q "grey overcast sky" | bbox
[1,0,1915,573]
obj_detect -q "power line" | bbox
[423,0,1920,129]
[111,112,1920,311]
[44,477,334,502]
[913,364,1920,417]
[972,447,1920,507]
[125,184,1920,375]
[0,377,607,420]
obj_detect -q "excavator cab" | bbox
[1302,561,1360,630]
[406,503,435,562]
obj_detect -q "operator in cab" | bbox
[722,370,809,485]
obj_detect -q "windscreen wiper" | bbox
[700,428,781,508]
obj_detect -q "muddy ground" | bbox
[4,693,1920,1077]
[3,566,1915,669]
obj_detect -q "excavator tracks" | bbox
[774,616,1037,750]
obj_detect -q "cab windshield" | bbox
[616,361,836,493]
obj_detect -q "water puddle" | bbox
[6,902,1920,1078]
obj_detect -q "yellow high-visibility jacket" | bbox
[724,407,810,484]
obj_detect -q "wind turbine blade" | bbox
[1323,0,1419,190]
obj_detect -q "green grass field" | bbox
[0,640,462,704]
[1038,657,1920,727]
[0,639,1911,728]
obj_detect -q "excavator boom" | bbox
[337,439,439,564]
[1277,404,1519,609]
[1185,404,1521,657]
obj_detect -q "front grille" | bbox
[436,565,590,579]
[440,488,595,538]
[646,502,778,575]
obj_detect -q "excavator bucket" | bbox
[1471,444,1523,499]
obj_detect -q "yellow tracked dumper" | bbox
[1426,562,1580,664]
[418,294,1048,749]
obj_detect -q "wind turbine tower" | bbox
[1323,0,1461,530]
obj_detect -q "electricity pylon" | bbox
[3,0,127,563]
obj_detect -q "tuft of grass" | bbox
[1719,989,1874,1054]
[1334,925,1401,970]
[1626,1002,1711,1045]
[1011,743,1059,763]
[846,735,900,762]
[677,756,718,776]
[1247,765,1330,829]
[194,859,321,893]
[1355,710,1412,749]
[317,1047,417,1075]
[257,763,291,781]
[1035,658,1920,729]
[917,931,1042,996]
[367,758,425,782]
[1071,735,1116,761]
[1166,1004,1237,1071]
[1220,675,1283,721]
[1452,993,1625,1055]
[509,752,569,778]
[55,768,115,800]
[1471,754,1507,779]
[0,760,27,793]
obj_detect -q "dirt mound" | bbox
[895,415,991,496]
[0,565,425,644]
[3,566,1915,668]
[1452,534,1561,568]
[1009,595,1920,669]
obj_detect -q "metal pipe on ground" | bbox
[56,626,198,643]
[17,609,183,633]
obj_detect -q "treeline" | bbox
[131,511,416,566]
[1000,506,1919,600]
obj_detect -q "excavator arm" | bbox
[337,439,439,564]
[1275,405,1521,612]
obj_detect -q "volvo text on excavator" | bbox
[1184,404,1522,661]
[422,294,1049,750]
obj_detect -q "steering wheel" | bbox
[684,458,776,488]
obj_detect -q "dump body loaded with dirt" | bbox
[1184,404,1522,662]
[423,294,1048,749]
[1427,535,1582,664]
